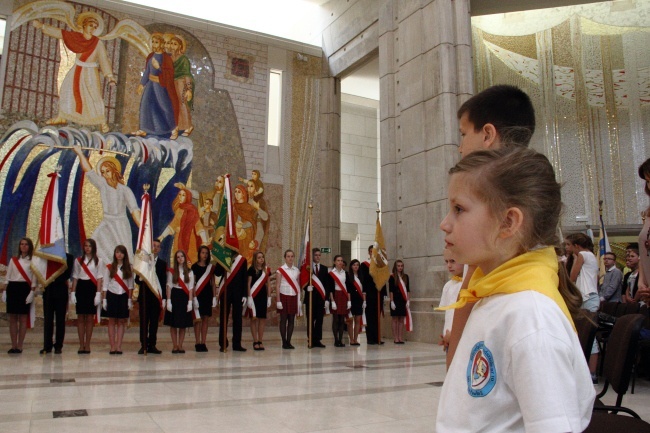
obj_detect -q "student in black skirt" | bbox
[192,246,215,352]
[71,239,104,354]
[3,238,36,354]
[247,251,271,351]
[388,259,409,344]
[102,245,134,354]
[347,259,366,346]
[164,250,194,353]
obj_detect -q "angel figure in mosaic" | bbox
[12,1,151,133]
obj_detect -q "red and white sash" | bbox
[217,255,245,297]
[194,264,213,297]
[311,273,327,300]
[277,266,302,316]
[79,257,102,323]
[108,264,130,294]
[352,275,363,297]
[247,266,270,317]
[329,270,347,292]
[12,257,35,328]
[397,274,413,332]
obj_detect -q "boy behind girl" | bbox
[447,84,536,367]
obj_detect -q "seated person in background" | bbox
[622,243,640,304]
[599,252,622,303]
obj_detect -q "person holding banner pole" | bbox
[348,259,365,346]
[102,245,134,355]
[192,245,215,352]
[304,248,329,348]
[388,260,410,344]
[276,249,301,349]
[3,238,36,354]
[215,251,248,352]
[71,239,104,354]
[41,253,74,354]
[164,250,194,353]
[137,239,166,355]
[329,255,350,347]
[247,251,270,351]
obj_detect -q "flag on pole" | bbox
[133,185,161,300]
[370,213,390,290]
[597,213,611,277]
[31,170,68,287]
[299,217,311,288]
[212,174,239,270]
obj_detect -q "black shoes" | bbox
[232,346,247,352]
[8,348,21,354]
[148,347,162,354]
[138,347,146,355]
[282,343,295,349]
[39,348,52,354]
[195,344,208,352]
[54,348,62,354]
[334,341,346,347]
[314,342,326,348]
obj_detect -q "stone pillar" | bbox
[378,0,473,343]
[317,71,341,263]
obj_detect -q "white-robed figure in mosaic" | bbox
[73,146,140,264]
[11,0,152,132]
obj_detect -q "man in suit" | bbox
[304,248,330,348]
[360,245,386,345]
[215,251,248,352]
[41,253,74,354]
[137,239,166,354]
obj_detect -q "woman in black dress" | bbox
[102,245,134,354]
[164,250,194,353]
[388,259,409,344]
[347,259,366,346]
[248,251,271,350]
[71,239,104,354]
[3,238,36,354]
[192,245,215,352]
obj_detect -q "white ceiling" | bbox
[341,57,379,101]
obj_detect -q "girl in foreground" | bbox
[437,148,594,432]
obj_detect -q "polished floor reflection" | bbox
[0,327,649,432]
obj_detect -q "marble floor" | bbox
[1,327,650,432]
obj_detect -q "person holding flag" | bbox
[164,250,194,353]
[247,251,271,351]
[102,245,134,355]
[71,239,104,354]
[303,248,330,349]
[192,245,215,352]
[276,249,301,349]
[133,186,164,355]
[388,259,411,344]
[29,168,73,355]
[329,255,351,347]
[2,238,37,354]
[215,250,248,352]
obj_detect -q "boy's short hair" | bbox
[627,243,639,255]
[457,85,535,146]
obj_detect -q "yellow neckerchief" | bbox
[437,246,575,330]
[451,275,463,282]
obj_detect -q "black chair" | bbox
[576,310,598,363]
[583,314,650,432]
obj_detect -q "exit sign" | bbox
[320,247,332,254]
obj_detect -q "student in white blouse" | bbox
[3,238,36,354]
[163,250,195,354]
[102,245,134,355]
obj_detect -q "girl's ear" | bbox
[499,207,524,239]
